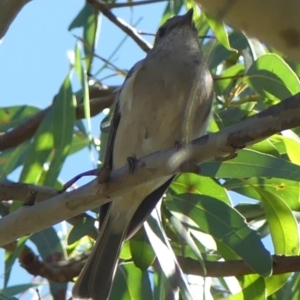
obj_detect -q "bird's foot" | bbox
[127,155,137,174]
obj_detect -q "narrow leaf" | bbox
[255,188,299,255]
[166,194,272,277]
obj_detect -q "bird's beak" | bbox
[180,8,194,27]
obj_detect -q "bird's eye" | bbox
[157,27,166,38]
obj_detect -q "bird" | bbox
[72,8,214,300]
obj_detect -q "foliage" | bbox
[1,0,300,299]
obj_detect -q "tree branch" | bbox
[196,0,300,63]
[16,246,300,283]
[0,181,98,240]
[19,245,85,283]
[0,181,58,203]
[0,92,300,246]
[107,0,167,9]
[4,238,300,282]
[178,255,300,277]
[0,84,116,151]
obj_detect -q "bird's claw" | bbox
[23,190,37,206]
[127,155,137,174]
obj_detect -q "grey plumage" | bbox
[72,8,213,300]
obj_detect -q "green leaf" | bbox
[68,130,89,155]
[208,31,249,69]
[110,262,153,300]
[52,73,75,154]
[245,53,300,100]
[234,203,265,221]
[68,3,95,30]
[255,188,299,255]
[229,275,266,300]
[68,3,99,72]
[215,102,256,128]
[215,64,245,97]
[30,227,64,259]
[31,227,67,298]
[83,7,98,72]
[68,217,97,245]
[145,212,195,300]
[19,110,54,184]
[120,241,132,261]
[44,74,76,186]
[248,139,281,158]
[1,284,38,297]
[75,43,84,83]
[171,173,231,205]
[284,273,300,300]
[4,237,28,288]
[201,149,300,181]
[276,133,300,165]
[75,44,91,134]
[0,294,18,300]
[168,214,207,275]
[160,0,184,25]
[225,177,300,211]
[193,7,210,43]
[0,105,40,131]
[265,274,290,297]
[205,13,236,52]
[166,194,272,277]
[153,270,172,300]
[0,142,29,180]
[130,227,156,270]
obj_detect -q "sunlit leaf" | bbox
[229,275,265,300]
[255,188,299,255]
[245,53,300,100]
[225,177,300,211]
[205,13,235,52]
[111,262,153,300]
[68,217,97,245]
[171,173,231,205]
[166,193,272,277]
[201,149,300,181]
[19,111,54,184]
[0,106,40,131]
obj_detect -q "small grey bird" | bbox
[73,8,213,300]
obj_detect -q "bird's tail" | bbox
[72,212,128,300]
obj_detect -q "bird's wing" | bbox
[99,60,144,227]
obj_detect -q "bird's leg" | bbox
[127,155,138,174]
[98,165,111,184]
[175,140,182,150]
[23,190,38,206]
[215,140,245,162]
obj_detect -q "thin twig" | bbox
[105,0,167,9]
[87,0,152,53]
[178,255,300,277]
[60,169,99,193]
[138,30,156,36]
[213,73,245,81]
[73,34,127,76]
